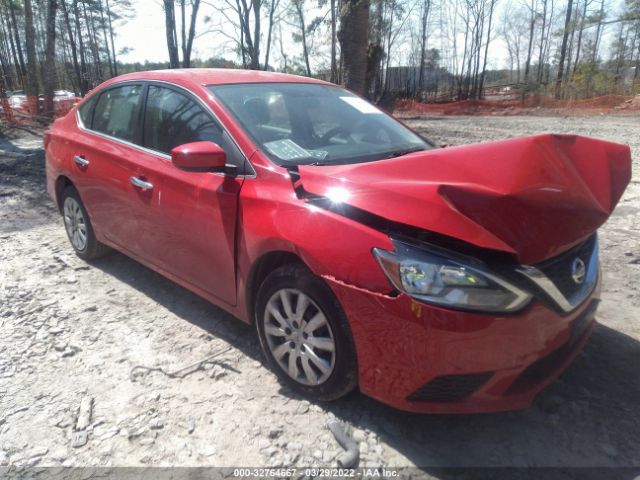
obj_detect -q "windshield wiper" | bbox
[384,147,427,159]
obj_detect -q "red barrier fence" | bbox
[0,94,78,127]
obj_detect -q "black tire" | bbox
[61,186,110,260]
[255,263,358,401]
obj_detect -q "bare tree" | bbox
[263,0,280,70]
[163,0,180,68]
[291,0,311,75]
[417,0,432,92]
[329,0,338,82]
[43,0,58,115]
[555,0,574,98]
[180,0,201,67]
[522,0,537,96]
[23,0,39,112]
[338,0,371,94]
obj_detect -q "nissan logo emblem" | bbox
[571,258,586,285]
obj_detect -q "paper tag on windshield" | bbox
[340,96,383,114]
[264,139,311,160]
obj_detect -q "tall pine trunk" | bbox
[163,0,180,68]
[23,0,39,114]
[555,0,573,99]
[62,0,83,93]
[43,0,58,115]
[329,0,337,82]
[105,0,117,75]
[338,0,370,95]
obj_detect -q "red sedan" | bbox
[45,69,631,413]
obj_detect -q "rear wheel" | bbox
[61,186,110,260]
[255,264,357,401]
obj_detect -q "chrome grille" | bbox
[517,234,599,313]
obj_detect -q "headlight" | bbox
[373,241,531,313]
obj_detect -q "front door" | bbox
[131,84,243,306]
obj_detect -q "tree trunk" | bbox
[536,0,548,83]
[418,0,431,93]
[478,0,495,99]
[180,0,186,65]
[82,0,103,82]
[99,0,114,77]
[330,0,337,82]
[183,0,200,67]
[0,14,17,91]
[9,3,27,84]
[571,0,588,78]
[522,0,536,99]
[44,0,58,115]
[72,0,89,92]
[294,1,311,76]
[338,0,371,94]
[23,0,39,113]
[105,0,117,75]
[251,0,260,69]
[592,0,604,63]
[163,0,180,68]
[555,0,573,99]
[264,0,278,70]
[0,59,14,122]
[61,0,83,93]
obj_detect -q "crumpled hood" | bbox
[297,134,631,264]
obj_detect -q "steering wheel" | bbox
[319,126,352,144]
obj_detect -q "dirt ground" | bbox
[1,115,639,475]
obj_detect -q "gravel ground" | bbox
[0,115,639,474]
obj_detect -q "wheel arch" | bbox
[245,250,307,324]
[54,175,74,211]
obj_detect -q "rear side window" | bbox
[92,85,143,143]
[78,95,96,128]
[143,85,223,154]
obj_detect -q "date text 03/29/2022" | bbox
[233,467,401,477]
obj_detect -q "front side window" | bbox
[143,85,223,155]
[209,83,432,166]
[92,85,142,142]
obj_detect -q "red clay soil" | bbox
[393,94,640,117]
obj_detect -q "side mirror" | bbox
[171,141,227,173]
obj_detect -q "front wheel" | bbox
[255,264,358,401]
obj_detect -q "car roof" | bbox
[103,68,331,89]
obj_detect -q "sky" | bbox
[115,0,622,73]
[115,0,512,69]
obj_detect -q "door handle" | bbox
[73,155,89,167]
[130,176,154,191]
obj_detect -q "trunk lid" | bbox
[297,134,631,264]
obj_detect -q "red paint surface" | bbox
[45,69,631,413]
[299,134,631,264]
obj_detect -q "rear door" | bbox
[130,83,244,305]
[70,83,146,250]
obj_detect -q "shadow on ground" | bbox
[90,248,640,472]
[0,135,52,233]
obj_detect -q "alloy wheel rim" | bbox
[263,288,336,386]
[63,197,88,251]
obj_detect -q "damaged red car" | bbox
[45,70,631,413]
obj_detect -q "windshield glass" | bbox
[209,83,432,166]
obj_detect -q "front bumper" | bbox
[325,275,600,414]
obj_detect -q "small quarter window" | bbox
[92,84,143,143]
[78,95,96,128]
[143,85,223,155]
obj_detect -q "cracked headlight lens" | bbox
[373,241,531,313]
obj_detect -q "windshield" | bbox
[209,83,432,166]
